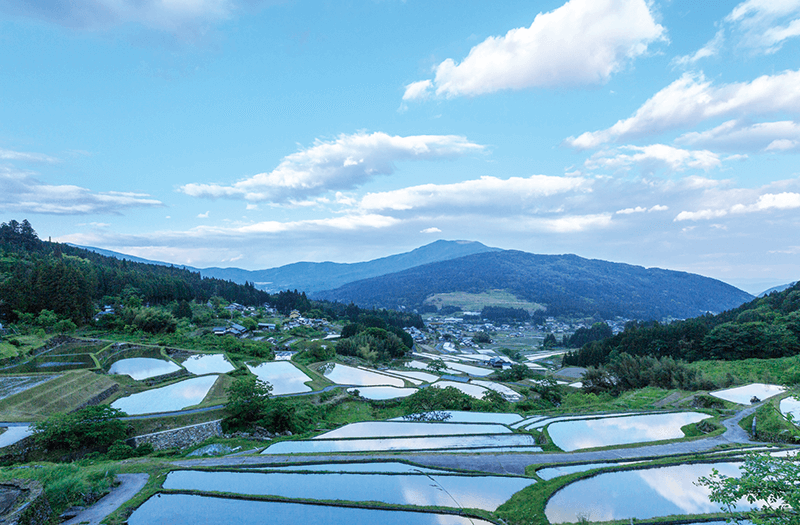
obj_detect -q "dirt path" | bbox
[62,473,149,525]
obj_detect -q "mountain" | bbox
[77,240,500,293]
[314,250,754,320]
[759,282,798,297]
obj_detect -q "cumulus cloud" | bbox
[0,147,59,163]
[677,119,800,152]
[675,190,800,221]
[0,0,267,37]
[403,0,664,100]
[421,227,442,233]
[530,213,613,233]
[585,144,723,173]
[567,69,800,148]
[726,0,800,53]
[358,174,590,212]
[0,168,163,215]
[180,132,484,203]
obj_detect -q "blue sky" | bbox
[1,0,799,293]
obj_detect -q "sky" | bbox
[1,0,799,294]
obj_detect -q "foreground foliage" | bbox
[33,405,129,456]
[697,452,800,525]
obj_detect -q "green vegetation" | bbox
[31,405,130,460]
[0,370,118,421]
[698,452,800,525]
[581,354,716,396]
[422,290,544,314]
[565,282,800,367]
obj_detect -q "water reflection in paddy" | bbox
[348,386,417,400]
[710,383,786,404]
[248,362,312,395]
[545,462,757,523]
[315,421,512,439]
[111,375,218,415]
[780,396,800,420]
[129,494,495,525]
[164,470,536,511]
[322,364,405,387]
[391,411,522,425]
[547,412,710,451]
[108,358,181,380]
[254,462,448,474]
[262,433,537,454]
[182,354,234,375]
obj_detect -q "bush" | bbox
[33,405,129,456]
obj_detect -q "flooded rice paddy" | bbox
[780,396,800,420]
[546,412,711,451]
[391,411,522,425]
[0,375,58,401]
[108,357,181,380]
[321,364,405,387]
[262,433,538,454]
[181,354,235,375]
[111,375,218,415]
[128,494,495,525]
[164,470,535,511]
[545,462,756,523]
[247,362,312,395]
[314,421,512,439]
[254,462,449,474]
[348,386,417,400]
[710,383,786,404]
[430,381,488,398]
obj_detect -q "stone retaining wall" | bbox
[73,383,120,411]
[129,420,223,450]
[0,479,52,525]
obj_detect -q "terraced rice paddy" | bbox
[111,375,219,415]
[181,354,235,375]
[108,358,181,380]
[545,462,756,523]
[248,362,312,395]
[710,383,786,404]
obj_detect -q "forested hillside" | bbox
[315,250,753,320]
[0,220,270,322]
[563,281,800,366]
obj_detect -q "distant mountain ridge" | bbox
[314,250,754,320]
[74,240,499,293]
[759,282,798,297]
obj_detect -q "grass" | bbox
[0,370,120,421]
[128,407,228,435]
[689,356,800,385]
[422,290,545,313]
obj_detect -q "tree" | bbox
[696,452,799,525]
[33,405,129,454]
[224,376,273,430]
[426,359,447,373]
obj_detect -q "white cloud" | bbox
[0,147,59,163]
[532,213,613,233]
[585,144,723,173]
[726,0,800,53]
[180,132,484,203]
[358,174,590,212]
[567,69,800,148]
[677,119,800,152]
[420,227,442,233]
[675,191,800,221]
[197,211,210,218]
[616,204,669,214]
[0,0,264,37]
[404,0,664,100]
[671,30,724,67]
[402,80,433,101]
[0,168,163,215]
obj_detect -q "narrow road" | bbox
[62,473,149,525]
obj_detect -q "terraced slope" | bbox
[0,371,118,421]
